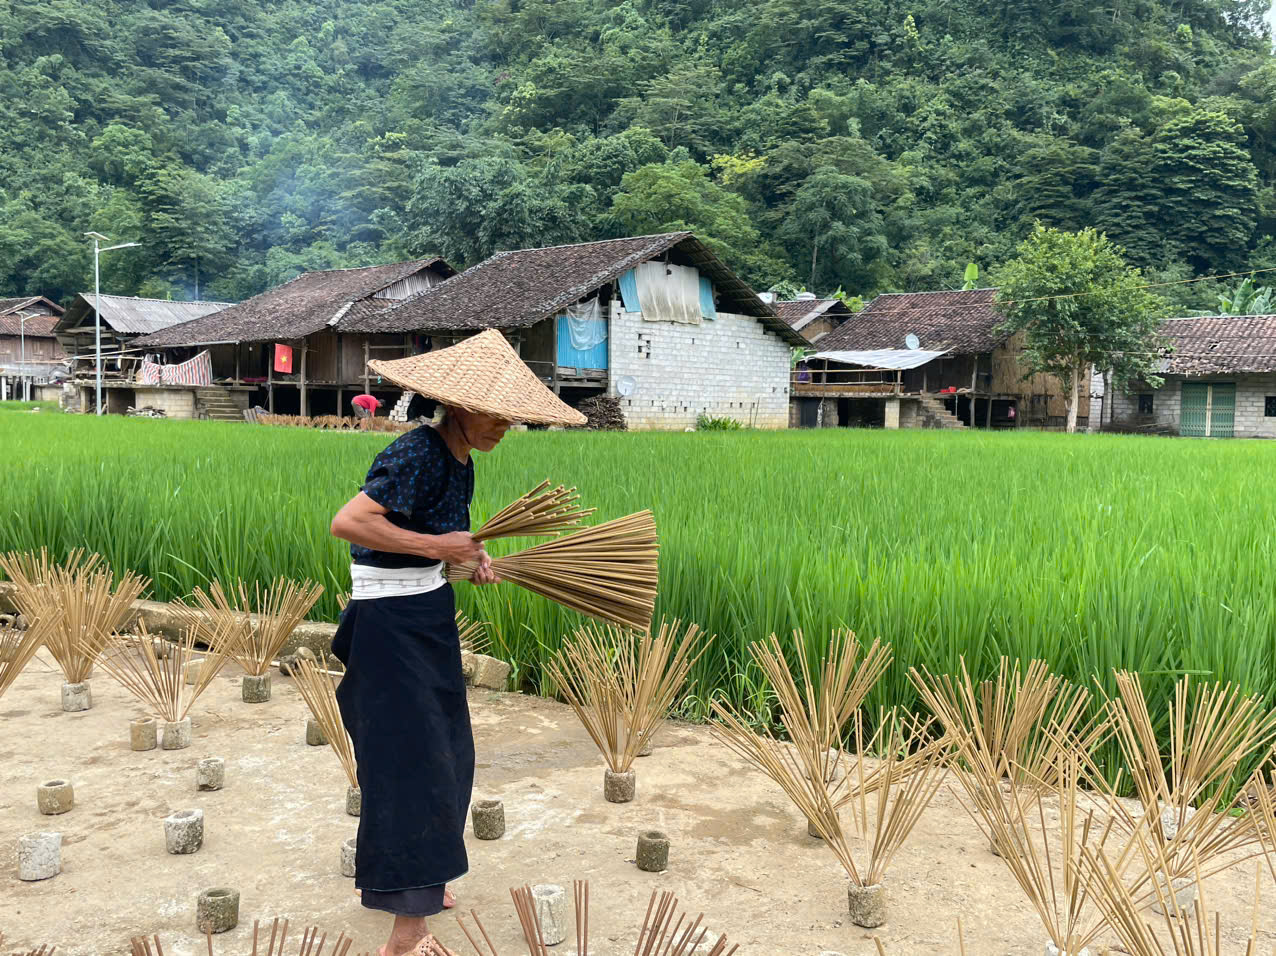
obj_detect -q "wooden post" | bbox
[363,340,370,396]
[267,350,275,413]
[299,343,308,417]
[234,345,240,385]
[335,333,344,416]
[970,361,977,427]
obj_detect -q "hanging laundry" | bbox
[274,344,294,374]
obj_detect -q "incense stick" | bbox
[293,655,359,789]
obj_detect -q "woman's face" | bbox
[455,408,512,451]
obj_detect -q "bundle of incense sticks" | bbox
[97,625,235,721]
[0,609,58,700]
[0,548,149,685]
[292,656,359,789]
[422,883,735,956]
[131,919,364,956]
[470,481,595,542]
[449,511,658,632]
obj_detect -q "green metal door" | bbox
[1181,383,1207,437]
[1209,383,1235,438]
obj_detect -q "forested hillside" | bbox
[2,0,1273,312]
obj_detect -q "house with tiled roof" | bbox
[135,236,797,428]
[355,233,803,429]
[771,294,854,343]
[790,288,1089,430]
[0,296,66,400]
[1106,315,1276,438]
[129,258,456,418]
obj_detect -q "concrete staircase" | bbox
[389,390,414,423]
[196,387,244,423]
[917,394,967,430]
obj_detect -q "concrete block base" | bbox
[37,779,73,815]
[471,799,505,840]
[604,769,635,803]
[847,883,886,928]
[196,887,239,933]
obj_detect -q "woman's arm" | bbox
[330,492,482,566]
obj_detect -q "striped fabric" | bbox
[140,361,162,385]
[159,350,213,386]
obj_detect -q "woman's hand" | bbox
[470,549,501,586]
[427,531,484,566]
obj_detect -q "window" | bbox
[1138,393,1154,414]
[1266,397,1276,417]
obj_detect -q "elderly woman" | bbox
[328,331,584,956]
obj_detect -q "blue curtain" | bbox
[699,275,717,320]
[618,269,642,312]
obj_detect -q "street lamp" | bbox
[19,313,28,402]
[84,232,140,415]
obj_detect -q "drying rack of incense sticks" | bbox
[449,482,658,632]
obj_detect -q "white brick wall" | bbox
[134,387,196,419]
[1111,373,1276,437]
[608,306,790,430]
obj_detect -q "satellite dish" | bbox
[616,375,637,397]
[904,333,920,351]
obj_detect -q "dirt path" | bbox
[0,650,1268,955]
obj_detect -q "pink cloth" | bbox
[352,394,381,413]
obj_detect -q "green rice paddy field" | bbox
[5,413,1276,766]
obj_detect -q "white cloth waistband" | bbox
[349,562,446,601]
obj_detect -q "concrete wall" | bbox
[609,306,790,430]
[134,387,196,420]
[1111,373,1276,437]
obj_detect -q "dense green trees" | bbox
[1,0,1274,309]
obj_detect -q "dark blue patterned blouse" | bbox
[351,424,474,569]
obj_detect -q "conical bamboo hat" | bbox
[368,329,587,426]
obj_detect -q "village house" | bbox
[54,294,234,412]
[1105,315,1276,438]
[790,289,1089,429]
[0,296,66,400]
[770,293,855,344]
[346,232,802,430]
[131,258,457,420]
[129,234,797,427]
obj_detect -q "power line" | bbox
[820,264,1276,319]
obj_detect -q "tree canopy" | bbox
[996,225,1166,432]
[0,0,1274,311]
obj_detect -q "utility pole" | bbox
[84,232,140,415]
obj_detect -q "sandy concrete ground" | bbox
[1,649,1270,956]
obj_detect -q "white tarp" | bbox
[809,348,948,371]
[565,297,606,351]
[636,261,701,325]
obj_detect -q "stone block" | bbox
[164,809,204,854]
[470,654,511,691]
[131,716,158,751]
[471,799,505,840]
[531,884,567,946]
[196,758,224,791]
[196,887,239,933]
[17,831,61,881]
[636,830,669,872]
[37,780,73,815]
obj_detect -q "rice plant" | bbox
[7,416,1276,792]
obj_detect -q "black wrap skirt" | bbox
[331,583,474,916]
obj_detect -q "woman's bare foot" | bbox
[383,916,430,956]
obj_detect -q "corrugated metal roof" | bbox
[75,294,234,334]
[809,348,948,370]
